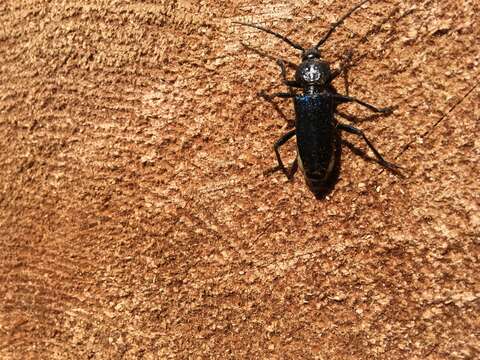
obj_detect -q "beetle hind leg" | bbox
[265,158,298,180]
[338,123,401,171]
[264,129,298,180]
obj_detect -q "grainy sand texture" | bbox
[1,0,479,358]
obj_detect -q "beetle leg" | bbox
[333,94,393,114]
[271,129,298,180]
[267,157,298,180]
[329,49,353,81]
[337,123,400,170]
[329,50,353,95]
[258,91,295,101]
[259,60,299,102]
[276,59,301,88]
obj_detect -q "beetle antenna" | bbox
[315,0,370,50]
[233,22,304,52]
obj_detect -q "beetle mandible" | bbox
[235,0,400,198]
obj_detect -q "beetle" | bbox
[235,0,400,198]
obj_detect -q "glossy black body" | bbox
[294,94,338,195]
[290,54,343,197]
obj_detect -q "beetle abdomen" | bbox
[294,95,337,191]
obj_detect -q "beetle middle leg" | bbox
[337,123,400,170]
[333,94,393,114]
[265,129,298,180]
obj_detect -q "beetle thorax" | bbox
[295,60,330,92]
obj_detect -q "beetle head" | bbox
[301,47,320,61]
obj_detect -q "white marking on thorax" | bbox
[302,64,321,82]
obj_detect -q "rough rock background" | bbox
[0,0,479,358]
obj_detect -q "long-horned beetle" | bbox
[235,0,400,198]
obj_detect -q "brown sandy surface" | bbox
[1,0,479,358]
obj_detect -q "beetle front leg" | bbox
[333,94,393,114]
[329,49,353,82]
[267,129,298,180]
[329,50,353,95]
[258,61,299,103]
[276,59,301,88]
[337,123,400,170]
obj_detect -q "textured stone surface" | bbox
[0,0,478,358]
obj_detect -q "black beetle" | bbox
[235,0,400,198]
